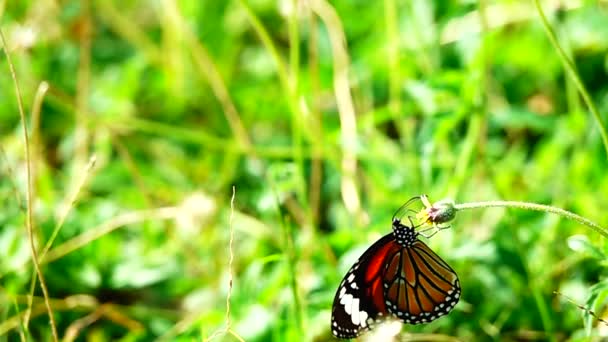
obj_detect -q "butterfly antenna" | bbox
[392,196,421,222]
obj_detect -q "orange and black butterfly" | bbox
[331,196,460,339]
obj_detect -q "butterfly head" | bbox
[391,196,425,247]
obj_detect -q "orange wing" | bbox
[382,240,460,324]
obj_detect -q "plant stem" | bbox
[534,0,608,157]
[454,201,607,238]
[269,181,305,338]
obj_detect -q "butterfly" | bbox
[331,196,460,339]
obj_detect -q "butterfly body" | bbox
[331,216,460,339]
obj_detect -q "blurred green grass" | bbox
[1,0,608,341]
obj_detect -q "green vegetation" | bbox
[1,0,608,341]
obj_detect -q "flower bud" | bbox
[417,195,456,225]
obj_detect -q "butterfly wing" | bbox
[382,240,460,324]
[331,233,401,339]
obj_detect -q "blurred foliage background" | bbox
[1,0,608,341]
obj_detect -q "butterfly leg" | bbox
[406,215,424,230]
[418,223,451,239]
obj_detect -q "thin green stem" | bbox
[534,0,608,157]
[447,0,489,198]
[238,0,289,90]
[384,0,401,118]
[532,286,556,342]
[288,1,300,87]
[268,181,305,338]
[104,117,303,159]
[454,201,607,238]
[513,227,557,342]
[240,0,310,219]
[288,0,310,220]
[509,222,557,342]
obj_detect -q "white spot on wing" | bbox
[359,310,368,328]
[340,293,353,315]
[351,298,360,325]
[347,273,355,283]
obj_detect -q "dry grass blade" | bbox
[0,294,98,336]
[43,206,181,264]
[0,206,182,281]
[63,304,144,342]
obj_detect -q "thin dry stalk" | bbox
[0,27,59,341]
[62,306,105,342]
[95,0,161,63]
[40,155,98,260]
[110,134,154,206]
[306,7,323,227]
[0,294,99,336]
[74,0,92,169]
[0,206,181,284]
[26,155,97,327]
[308,0,361,221]
[554,291,608,327]
[0,146,25,210]
[157,188,243,342]
[182,18,253,153]
[205,186,244,342]
[1,290,28,342]
[30,81,49,201]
